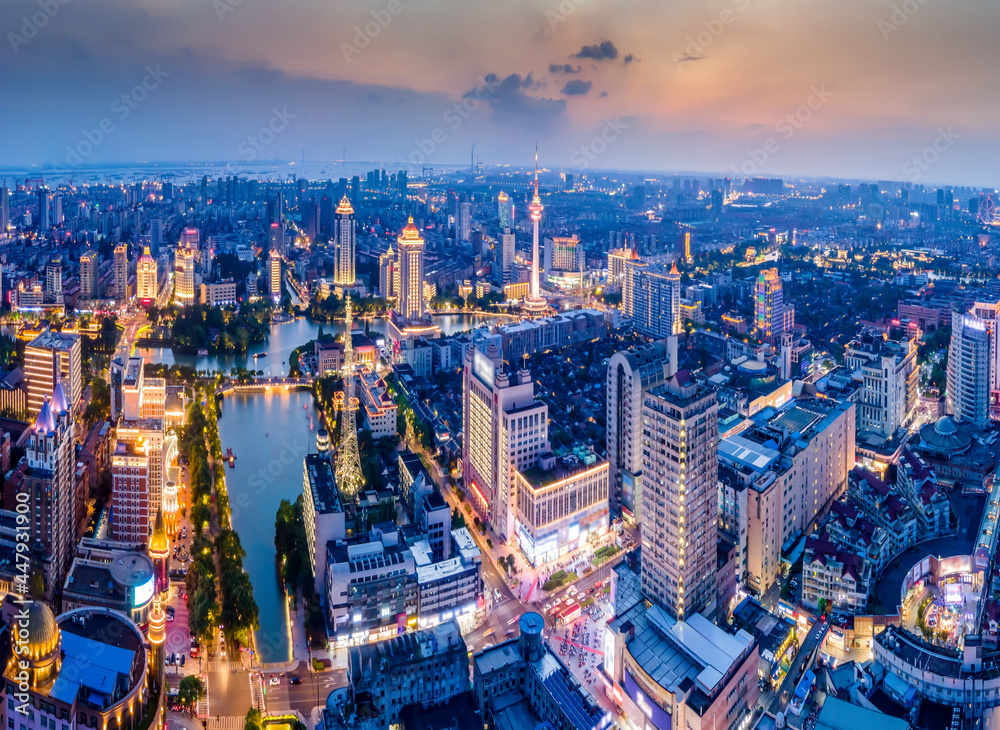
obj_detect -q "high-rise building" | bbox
[497,191,511,229]
[115,418,166,540]
[269,250,282,298]
[114,244,129,301]
[334,196,356,286]
[136,246,158,302]
[150,217,164,250]
[755,268,792,345]
[174,245,196,302]
[458,201,471,243]
[80,250,98,299]
[45,259,62,299]
[607,248,638,286]
[268,221,283,254]
[0,185,9,234]
[24,331,81,419]
[523,149,547,313]
[542,235,583,275]
[499,229,515,286]
[397,217,425,321]
[23,383,76,596]
[947,310,990,429]
[180,227,200,252]
[679,230,692,263]
[606,338,677,522]
[37,188,51,231]
[625,262,682,338]
[462,347,548,541]
[641,370,719,619]
[845,329,918,436]
[379,244,396,300]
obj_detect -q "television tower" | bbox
[523,145,548,313]
[336,297,364,496]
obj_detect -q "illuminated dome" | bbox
[33,397,56,435]
[336,196,354,215]
[19,601,61,671]
[50,381,69,415]
[148,507,169,558]
[398,217,422,243]
[919,415,973,457]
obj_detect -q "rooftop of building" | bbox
[416,556,476,585]
[517,450,607,490]
[123,357,142,387]
[349,621,465,679]
[398,691,480,730]
[305,453,343,514]
[27,330,80,351]
[609,565,754,709]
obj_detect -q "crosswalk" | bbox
[195,674,210,719]
[201,659,247,673]
[249,673,266,712]
[206,717,245,730]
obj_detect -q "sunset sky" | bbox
[1,0,998,185]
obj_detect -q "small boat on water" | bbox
[254,352,266,358]
[226,447,235,467]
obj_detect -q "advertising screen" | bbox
[133,576,154,607]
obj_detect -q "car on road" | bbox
[289,676,301,685]
[269,677,280,686]
[544,603,552,612]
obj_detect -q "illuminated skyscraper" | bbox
[334,196,356,286]
[25,331,81,419]
[755,268,791,345]
[523,148,547,313]
[80,250,98,299]
[641,371,718,619]
[180,227,200,252]
[136,246,158,302]
[397,217,425,320]
[269,249,282,298]
[174,245,196,302]
[379,244,396,301]
[499,228,515,286]
[113,244,129,301]
[947,309,990,429]
[497,191,511,228]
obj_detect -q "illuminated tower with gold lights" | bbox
[523,146,548,313]
[336,298,364,497]
[148,506,171,597]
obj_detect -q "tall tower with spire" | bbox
[336,298,364,497]
[523,146,548,313]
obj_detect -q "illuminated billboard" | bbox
[133,576,154,607]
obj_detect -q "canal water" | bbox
[136,313,503,375]
[215,389,320,664]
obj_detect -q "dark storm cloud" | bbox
[549,63,581,74]
[572,40,618,61]
[623,54,637,65]
[561,79,592,96]
[468,72,567,124]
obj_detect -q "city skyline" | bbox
[1,0,998,186]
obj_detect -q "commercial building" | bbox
[174,245,196,302]
[302,454,346,596]
[641,370,719,620]
[754,268,793,345]
[514,450,609,567]
[24,330,81,419]
[114,243,129,300]
[543,235,583,276]
[499,229,515,287]
[268,250,282,297]
[413,529,482,630]
[607,247,638,286]
[604,564,759,730]
[199,278,238,306]
[0,603,157,730]
[462,348,548,541]
[62,537,158,628]
[358,367,397,439]
[947,309,991,428]
[844,328,918,437]
[136,246,157,302]
[79,250,98,299]
[334,196,356,286]
[718,398,856,597]
[397,217,426,321]
[111,439,150,546]
[606,338,676,521]
[348,621,468,730]
[474,613,607,730]
[498,309,605,362]
[325,526,419,644]
[624,263,682,338]
[379,244,397,300]
[23,384,76,597]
